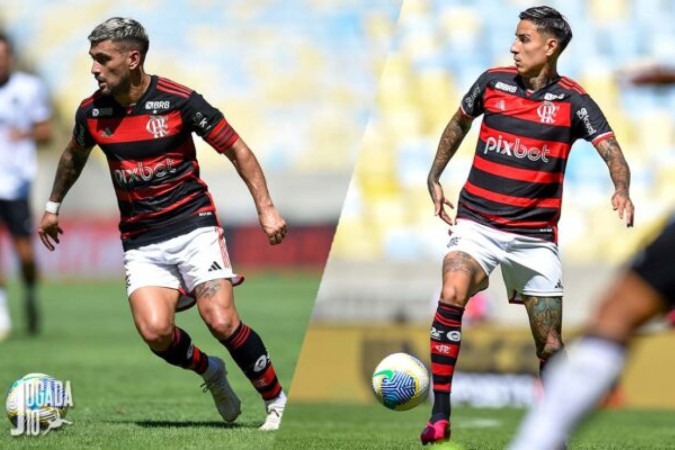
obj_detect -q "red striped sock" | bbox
[222,322,282,400]
[151,327,209,374]
[429,302,464,421]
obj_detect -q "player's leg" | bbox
[181,226,285,429]
[3,198,39,335]
[509,270,668,450]
[506,237,565,381]
[521,294,564,380]
[0,270,9,340]
[195,279,285,430]
[12,235,39,334]
[125,241,239,422]
[421,249,489,445]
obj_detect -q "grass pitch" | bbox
[3,275,675,449]
[275,402,675,449]
[0,272,319,449]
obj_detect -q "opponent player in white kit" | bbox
[0,32,52,339]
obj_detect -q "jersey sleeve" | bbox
[184,92,239,153]
[72,105,96,149]
[459,70,490,118]
[571,94,614,145]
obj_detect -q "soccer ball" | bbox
[6,373,69,428]
[372,352,430,411]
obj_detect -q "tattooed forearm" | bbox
[50,142,93,202]
[596,137,631,192]
[428,112,472,188]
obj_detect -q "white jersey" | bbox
[0,71,51,199]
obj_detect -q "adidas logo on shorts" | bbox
[208,261,223,272]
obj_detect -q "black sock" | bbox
[221,322,282,400]
[151,327,209,374]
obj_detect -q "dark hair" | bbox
[519,6,573,53]
[88,17,149,63]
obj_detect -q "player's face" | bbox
[89,40,133,96]
[0,41,11,84]
[510,20,557,77]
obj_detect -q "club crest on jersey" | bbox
[537,101,558,124]
[146,115,170,139]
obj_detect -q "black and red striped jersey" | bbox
[72,75,239,250]
[457,66,614,242]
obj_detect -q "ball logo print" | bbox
[371,353,430,411]
[6,373,74,437]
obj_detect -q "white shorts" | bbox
[447,219,563,302]
[124,226,244,310]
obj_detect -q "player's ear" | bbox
[128,50,142,70]
[545,37,559,57]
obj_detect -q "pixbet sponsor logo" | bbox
[484,135,550,163]
[576,107,596,136]
[113,159,177,186]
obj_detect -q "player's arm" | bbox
[428,110,473,226]
[8,120,52,144]
[223,138,287,246]
[37,140,94,251]
[593,137,634,227]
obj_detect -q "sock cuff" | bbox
[222,322,251,350]
[437,302,465,314]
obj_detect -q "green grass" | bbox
[4,276,675,449]
[274,404,675,450]
[0,272,319,449]
[275,402,675,449]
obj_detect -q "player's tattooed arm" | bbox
[594,137,634,227]
[428,111,473,226]
[49,140,94,202]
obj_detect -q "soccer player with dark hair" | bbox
[0,31,53,338]
[509,212,675,449]
[421,6,634,445]
[37,17,287,430]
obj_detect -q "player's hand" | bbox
[259,207,287,245]
[37,212,63,251]
[611,189,634,227]
[429,181,455,227]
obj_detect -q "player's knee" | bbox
[537,338,564,361]
[205,314,239,340]
[138,321,173,350]
[440,284,470,307]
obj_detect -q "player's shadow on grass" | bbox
[118,420,254,429]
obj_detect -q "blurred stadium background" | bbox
[293,0,675,411]
[0,0,401,277]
